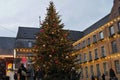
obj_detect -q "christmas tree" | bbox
[34,1,75,80]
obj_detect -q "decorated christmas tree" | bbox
[33,1,75,80]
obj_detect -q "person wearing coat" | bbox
[18,63,27,80]
[26,64,35,80]
[35,67,44,80]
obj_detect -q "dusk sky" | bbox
[0,0,113,37]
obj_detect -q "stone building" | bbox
[0,0,120,79]
[73,0,120,79]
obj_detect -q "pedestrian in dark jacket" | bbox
[91,75,95,80]
[102,73,105,80]
[27,64,34,80]
[14,71,18,80]
[18,63,27,80]
[36,67,44,80]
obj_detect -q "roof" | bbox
[68,30,84,41]
[16,27,83,41]
[16,27,39,39]
[0,37,15,55]
[83,14,110,36]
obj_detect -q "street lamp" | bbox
[13,49,16,70]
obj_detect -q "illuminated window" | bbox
[7,63,12,69]
[109,26,115,36]
[99,31,104,40]
[114,60,120,73]
[111,41,118,53]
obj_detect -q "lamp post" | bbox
[13,49,16,70]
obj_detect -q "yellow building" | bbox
[73,0,120,80]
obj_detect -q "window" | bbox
[103,62,108,75]
[81,68,83,78]
[101,46,106,57]
[109,26,115,36]
[89,51,92,61]
[95,49,98,59]
[90,65,94,75]
[114,60,120,73]
[99,31,104,40]
[82,41,86,48]
[85,67,88,78]
[96,64,101,76]
[79,54,82,63]
[74,45,77,50]
[119,7,120,14]
[87,38,90,46]
[28,42,32,48]
[111,41,118,53]
[93,35,97,43]
[78,43,81,49]
[76,43,80,50]
[74,44,80,50]
[84,53,87,62]
[118,22,120,32]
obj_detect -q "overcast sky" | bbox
[0,0,113,37]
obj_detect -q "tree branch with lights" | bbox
[33,1,76,80]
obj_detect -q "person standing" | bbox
[14,71,18,80]
[91,75,95,80]
[70,67,76,80]
[102,73,105,80]
[27,64,35,80]
[35,67,44,80]
[18,63,27,80]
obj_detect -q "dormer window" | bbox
[28,41,32,48]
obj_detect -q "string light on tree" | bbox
[33,1,76,80]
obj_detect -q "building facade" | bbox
[0,0,120,79]
[15,27,82,66]
[0,37,15,78]
[73,0,120,80]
